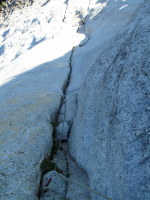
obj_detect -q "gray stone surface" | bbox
[56,122,69,141]
[40,145,91,200]
[69,1,150,200]
[64,0,145,125]
[66,153,91,200]
[0,0,88,199]
[0,0,149,199]
[40,150,67,200]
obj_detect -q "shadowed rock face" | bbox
[69,1,150,200]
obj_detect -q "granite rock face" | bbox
[0,0,88,199]
[0,0,150,199]
[56,122,69,141]
[69,1,150,200]
[64,0,145,124]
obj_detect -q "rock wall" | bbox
[69,1,150,200]
[0,0,149,199]
[0,0,89,199]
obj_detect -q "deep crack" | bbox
[38,0,91,198]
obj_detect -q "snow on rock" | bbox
[69,1,150,199]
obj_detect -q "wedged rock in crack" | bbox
[58,103,65,123]
[41,172,65,200]
[53,149,68,176]
[56,122,69,140]
[66,152,91,200]
[69,1,150,200]
[40,150,67,200]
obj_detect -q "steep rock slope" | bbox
[69,1,150,199]
[0,0,149,199]
[0,0,89,199]
[63,0,145,124]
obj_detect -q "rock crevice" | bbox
[38,1,92,199]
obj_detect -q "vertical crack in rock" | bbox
[20,1,93,199]
[39,47,75,200]
[37,1,75,198]
[39,9,93,198]
[64,47,74,96]
[62,48,74,200]
[1,1,148,199]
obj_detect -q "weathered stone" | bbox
[0,0,88,199]
[66,153,91,200]
[40,150,67,200]
[65,0,145,125]
[56,122,69,141]
[69,1,150,200]
[1,0,149,200]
